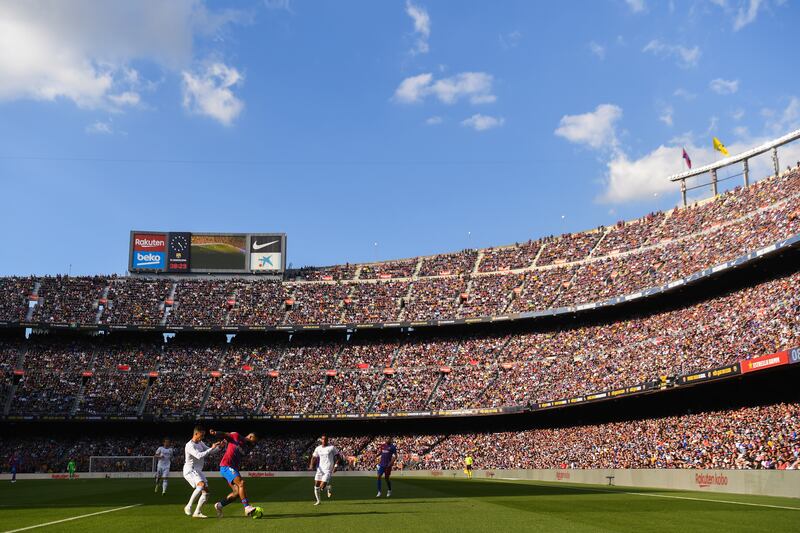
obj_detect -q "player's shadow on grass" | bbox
[270,511,414,520]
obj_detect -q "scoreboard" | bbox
[129,231,286,274]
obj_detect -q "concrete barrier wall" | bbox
[2,469,797,499]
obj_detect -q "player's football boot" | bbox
[192,512,208,518]
[244,505,256,516]
[214,502,223,518]
[387,490,392,498]
[376,491,381,498]
[184,504,192,516]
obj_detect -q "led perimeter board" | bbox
[129,231,286,274]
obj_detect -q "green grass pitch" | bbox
[1,477,798,532]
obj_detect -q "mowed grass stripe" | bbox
[2,504,142,533]
[1,477,799,532]
[488,478,800,511]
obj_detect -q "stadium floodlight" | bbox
[668,128,800,206]
[89,456,156,476]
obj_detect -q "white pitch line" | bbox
[495,479,800,511]
[619,490,800,511]
[2,504,142,533]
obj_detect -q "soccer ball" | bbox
[251,507,264,519]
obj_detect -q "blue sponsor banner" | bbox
[790,347,800,365]
[132,251,165,269]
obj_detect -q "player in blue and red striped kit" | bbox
[209,429,259,517]
[9,454,20,484]
[375,439,397,498]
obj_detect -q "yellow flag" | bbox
[713,137,730,156]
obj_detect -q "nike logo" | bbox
[252,239,279,250]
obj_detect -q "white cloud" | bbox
[763,97,800,134]
[405,1,430,55]
[85,120,113,134]
[659,105,674,126]
[643,39,701,68]
[264,0,292,11]
[425,115,443,125]
[709,78,739,95]
[181,62,244,126]
[0,1,244,114]
[625,0,646,12]
[598,135,800,203]
[734,0,764,30]
[705,115,719,136]
[673,88,697,100]
[499,30,522,49]
[554,104,622,150]
[461,114,504,131]
[108,91,141,107]
[393,73,434,103]
[392,72,496,105]
[554,100,800,203]
[732,108,745,120]
[589,41,606,60]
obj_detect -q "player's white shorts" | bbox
[314,469,332,483]
[183,469,208,488]
[156,464,171,478]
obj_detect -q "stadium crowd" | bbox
[0,167,798,327]
[3,402,796,473]
[1,265,798,417]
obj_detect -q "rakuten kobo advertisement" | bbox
[130,232,167,271]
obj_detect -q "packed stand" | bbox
[32,276,108,324]
[403,277,467,321]
[342,281,407,323]
[412,402,800,470]
[168,280,245,327]
[359,259,418,279]
[0,277,32,322]
[102,278,172,325]
[478,241,541,272]
[418,250,478,277]
[284,283,349,324]
[227,280,288,326]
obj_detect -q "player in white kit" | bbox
[182,426,222,518]
[154,438,174,495]
[309,435,342,505]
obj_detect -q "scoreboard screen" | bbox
[129,231,286,274]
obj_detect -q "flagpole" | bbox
[711,169,718,196]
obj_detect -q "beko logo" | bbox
[135,252,163,266]
[135,237,165,248]
[252,239,279,250]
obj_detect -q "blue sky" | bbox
[1,0,799,275]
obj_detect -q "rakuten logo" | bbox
[132,233,167,253]
[135,237,165,249]
[695,473,728,488]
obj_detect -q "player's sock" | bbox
[218,497,233,508]
[241,498,250,508]
[386,479,392,492]
[377,478,382,492]
[188,486,202,508]
[314,486,321,504]
[196,492,208,513]
[162,480,168,493]
[327,484,332,497]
